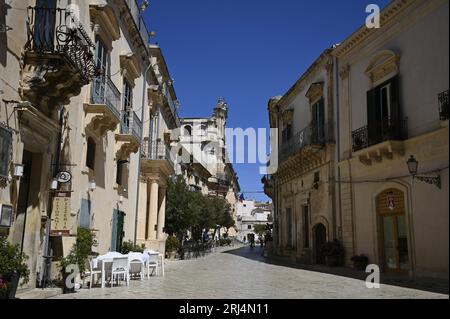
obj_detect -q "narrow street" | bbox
[51,247,448,299]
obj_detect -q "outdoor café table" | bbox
[93,252,125,288]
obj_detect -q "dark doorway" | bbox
[314,223,327,264]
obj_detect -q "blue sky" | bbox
[144,0,390,202]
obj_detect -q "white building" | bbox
[236,200,272,243]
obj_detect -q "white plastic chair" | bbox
[86,258,102,289]
[146,253,159,278]
[129,259,144,280]
[111,257,129,287]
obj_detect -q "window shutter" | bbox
[367,88,381,145]
[80,199,91,229]
[111,210,118,252]
[318,98,325,141]
[389,75,402,139]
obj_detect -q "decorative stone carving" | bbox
[115,134,140,160]
[365,50,400,84]
[84,104,120,137]
[305,82,324,104]
[120,54,141,84]
[339,64,350,80]
[282,108,294,126]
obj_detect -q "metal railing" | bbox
[26,6,96,83]
[124,0,150,47]
[438,90,449,121]
[162,83,181,127]
[91,76,121,118]
[121,111,142,142]
[352,117,408,152]
[141,141,173,165]
[279,123,331,163]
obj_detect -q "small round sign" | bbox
[57,171,72,184]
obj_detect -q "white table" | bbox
[94,252,155,288]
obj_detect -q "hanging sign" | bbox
[387,194,396,211]
[56,171,72,184]
[50,191,75,236]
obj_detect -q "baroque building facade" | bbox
[0,0,182,289]
[264,0,448,279]
[177,99,241,236]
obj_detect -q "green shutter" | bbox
[111,210,118,251]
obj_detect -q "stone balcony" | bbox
[84,75,121,136]
[140,140,175,179]
[352,118,408,166]
[262,175,274,199]
[115,111,142,160]
[20,6,96,115]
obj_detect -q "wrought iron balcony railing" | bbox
[121,111,142,142]
[352,117,408,152]
[141,141,173,166]
[279,123,331,163]
[124,0,150,47]
[91,76,121,118]
[162,83,181,127]
[438,90,449,121]
[26,6,96,83]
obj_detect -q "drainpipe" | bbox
[134,61,152,245]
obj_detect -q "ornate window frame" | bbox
[120,53,141,86]
[365,50,400,87]
[90,4,121,51]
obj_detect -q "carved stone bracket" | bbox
[84,104,120,137]
[115,134,140,160]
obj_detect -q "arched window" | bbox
[86,137,96,170]
[184,125,192,136]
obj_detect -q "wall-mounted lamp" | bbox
[50,178,59,190]
[13,164,24,178]
[407,155,441,189]
[89,180,96,192]
[118,195,124,204]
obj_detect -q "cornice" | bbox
[332,0,416,58]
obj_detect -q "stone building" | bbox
[333,0,448,278]
[177,99,241,235]
[235,200,272,243]
[0,0,180,288]
[264,0,449,279]
[135,44,181,254]
[263,49,337,264]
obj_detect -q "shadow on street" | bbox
[224,246,449,295]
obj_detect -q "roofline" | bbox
[332,0,416,58]
[149,45,178,101]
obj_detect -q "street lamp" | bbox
[406,155,441,189]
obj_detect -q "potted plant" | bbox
[321,240,344,267]
[0,237,30,299]
[351,254,369,271]
[166,236,180,260]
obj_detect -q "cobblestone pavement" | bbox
[52,246,448,299]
